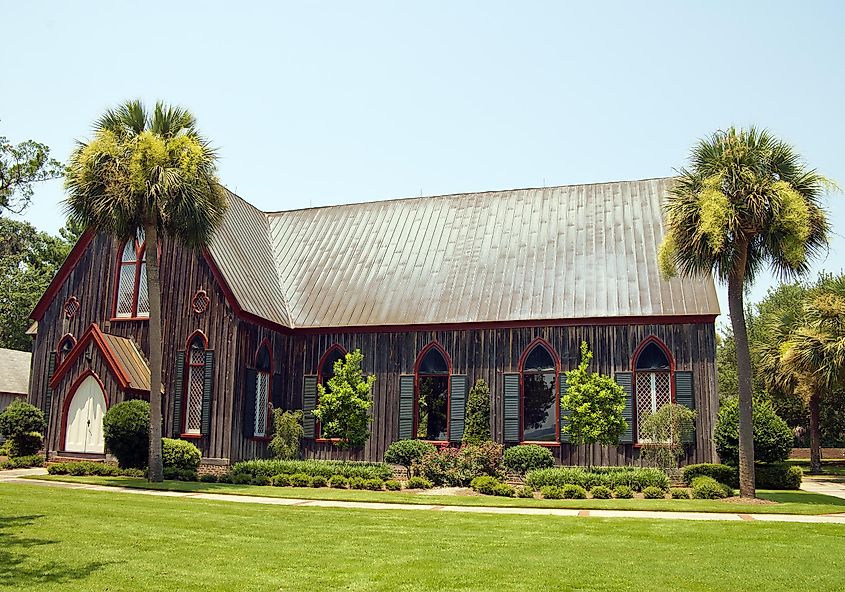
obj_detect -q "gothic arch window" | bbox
[113,228,149,318]
[182,332,208,435]
[253,341,272,438]
[414,343,450,441]
[520,339,558,442]
[316,345,347,440]
[633,337,674,442]
[56,334,77,366]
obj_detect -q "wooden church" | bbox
[27,177,721,468]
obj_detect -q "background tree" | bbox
[659,127,832,497]
[462,378,491,444]
[715,397,793,466]
[0,130,64,214]
[562,342,627,452]
[313,349,375,452]
[0,218,76,350]
[64,100,227,481]
[269,409,304,460]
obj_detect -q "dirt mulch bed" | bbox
[721,496,778,505]
[418,487,478,497]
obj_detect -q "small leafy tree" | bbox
[269,408,304,460]
[0,400,45,457]
[313,349,375,451]
[562,342,627,449]
[462,378,491,444]
[638,403,696,470]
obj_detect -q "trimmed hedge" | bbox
[671,488,691,499]
[691,476,732,499]
[503,445,555,475]
[0,454,44,469]
[525,466,669,492]
[613,485,633,499]
[642,486,665,499]
[231,459,392,481]
[715,398,793,465]
[590,485,612,499]
[470,475,500,495]
[384,440,437,473]
[405,476,433,489]
[560,484,587,499]
[47,461,142,477]
[681,463,738,488]
[103,400,150,469]
[162,438,201,472]
[0,400,45,457]
[756,464,802,490]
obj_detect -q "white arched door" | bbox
[64,375,107,454]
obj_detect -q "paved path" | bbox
[3,472,845,524]
[801,476,845,501]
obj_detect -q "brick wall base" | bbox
[790,448,845,459]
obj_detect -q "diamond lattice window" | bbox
[254,371,270,437]
[185,344,205,435]
[636,371,671,442]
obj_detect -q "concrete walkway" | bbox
[3,471,845,524]
[801,476,845,501]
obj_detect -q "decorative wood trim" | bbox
[63,296,80,319]
[50,323,131,390]
[191,289,210,315]
[31,229,95,321]
[58,369,109,452]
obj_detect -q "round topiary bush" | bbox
[161,438,201,472]
[715,398,793,465]
[613,485,634,499]
[103,400,150,469]
[560,484,587,499]
[289,472,311,487]
[384,439,437,475]
[405,476,433,490]
[503,444,555,475]
[385,479,402,491]
[470,475,501,495]
[642,486,665,499]
[329,475,348,488]
[0,400,45,457]
[493,482,515,497]
[670,487,691,499]
[691,476,732,499]
[310,475,328,488]
[515,485,534,498]
[590,485,612,499]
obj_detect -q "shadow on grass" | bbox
[0,514,116,588]
[760,491,845,506]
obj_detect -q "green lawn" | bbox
[26,474,845,515]
[2,482,844,592]
[787,459,845,477]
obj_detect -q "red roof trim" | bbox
[31,230,96,321]
[50,323,131,390]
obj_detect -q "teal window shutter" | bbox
[201,350,214,436]
[559,373,570,443]
[172,351,185,438]
[302,375,317,439]
[503,373,520,443]
[398,375,415,440]
[44,352,56,431]
[448,375,467,442]
[674,371,695,444]
[615,372,634,444]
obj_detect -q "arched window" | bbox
[316,345,347,439]
[415,344,450,441]
[182,332,208,435]
[254,342,272,437]
[114,228,149,318]
[56,334,77,366]
[633,337,674,442]
[521,340,558,442]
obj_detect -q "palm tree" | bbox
[760,276,845,473]
[64,100,227,481]
[659,127,831,497]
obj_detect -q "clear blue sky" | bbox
[3,1,843,324]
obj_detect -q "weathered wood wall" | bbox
[29,233,239,461]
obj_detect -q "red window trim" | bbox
[630,335,676,444]
[55,333,77,366]
[413,341,452,442]
[181,330,209,436]
[111,232,150,320]
[315,344,347,442]
[518,337,560,444]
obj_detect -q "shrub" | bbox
[164,467,198,481]
[310,475,328,488]
[670,488,691,499]
[493,483,515,497]
[199,474,218,483]
[642,486,665,499]
[0,400,45,457]
[405,476,433,490]
[231,472,252,485]
[217,473,233,484]
[715,398,793,465]
[385,479,402,491]
[691,476,732,499]
[590,485,612,499]
[516,485,534,498]
[348,477,366,490]
[162,438,201,472]
[681,463,738,488]
[638,403,696,470]
[412,442,504,486]
[250,475,270,486]
[270,473,291,486]
[524,466,669,492]
[362,478,384,491]
[121,468,145,478]
[102,400,150,469]
[384,440,436,475]
[230,459,392,481]
[470,475,500,495]
[613,485,633,499]
[289,472,311,487]
[561,484,587,499]
[462,379,491,444]
[0,454,44,469]
[503,445,555,475]
[329,475,348,488]
[540,485,564,499]
[755,464,802,490]
[269,409,304,460]
[47,461,125,477]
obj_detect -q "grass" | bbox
[787,459,845,477]
[27,474,845,515]
[2,482,845,591]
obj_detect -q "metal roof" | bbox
[215,178,719,329]
[100,333,156,392]
[0,348,31,396]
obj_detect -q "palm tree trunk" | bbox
[809,391,822,474]
[727,241,756,498]
[145,222,164,483]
